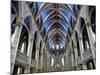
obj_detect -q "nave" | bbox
[11,1,96,74]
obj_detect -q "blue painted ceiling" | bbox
[34,2,81,52]
[11,1,82,53]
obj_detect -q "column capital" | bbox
[78,36,82,40]
[29,37,33,41]
[86,22,92,27]
[74,46,77,48]
[15,22,23,26]
[85,17,91,23]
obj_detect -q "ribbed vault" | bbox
[30,2,82,54]
[11,1,82,54]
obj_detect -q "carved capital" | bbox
[86,22,92,27]
[16,22,23,26]
[78,36,82,40]
[29,37,33,41]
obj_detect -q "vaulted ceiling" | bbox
[11,1,82,54]
[32,2,82,53]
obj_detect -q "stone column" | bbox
[35,43,40,72]
[40,47,44,72]
[24,36,33,73]
[78,34,87,69]
[11,24,23,74]
[11,3,24,73]
[71,33,79,70]
[70,45,75,70]
[11,2,24,74]
[64,46,70,71]
[65,46,71,71]
[74,47,80,70]
[68,49,71,71]
[43,47,47,72]
[64,54,67,70]
[46,49,50,72]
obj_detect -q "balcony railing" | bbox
[16,50,28,64]
[77,56,81,64]
[83,49,92,60]
[75,49,93,65]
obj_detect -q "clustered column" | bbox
[40,46,44,72]
[35,41,40,72]
[70,43,75,70]
[24,36,33,73]
[11,24,23,74]
[78,33,87,69]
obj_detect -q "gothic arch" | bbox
[24,15,33,34]
[18,25,29,55]
[79,17,85,31]
[79,17,90,51]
